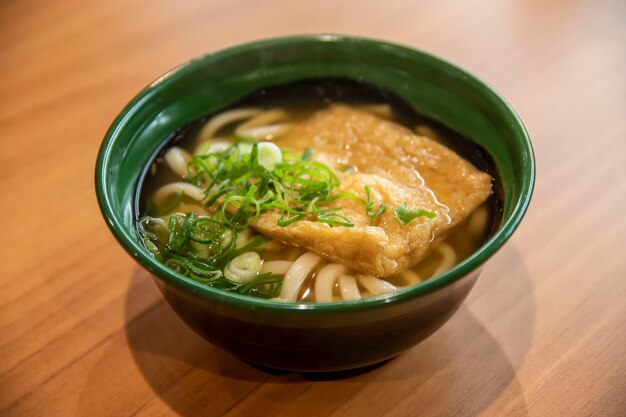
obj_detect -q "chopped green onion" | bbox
[318,212,354,227]
[165,259,190,275]
[277,211,305,227]
[188,217,224,244]
[393,202,436,225]
[257,142,282,170]
[364,185,387,225]
[224,252,262,284]
[239,272,283,298]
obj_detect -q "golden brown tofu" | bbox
[252,105,492,277]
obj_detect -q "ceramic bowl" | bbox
[95,35,534,372]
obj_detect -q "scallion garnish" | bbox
[186,141,349,230]
[392,202,436,225]
[364,185,387,225]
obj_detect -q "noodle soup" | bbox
[136,79,500,303]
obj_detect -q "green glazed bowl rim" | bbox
[95,34,535,313]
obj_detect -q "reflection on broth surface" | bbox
[136,79,501,302]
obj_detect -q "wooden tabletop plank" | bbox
[1,0,625,416]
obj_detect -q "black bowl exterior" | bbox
[154,269,479,372]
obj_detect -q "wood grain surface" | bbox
[1,0,625,416]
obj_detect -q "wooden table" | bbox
[1,0,624,415]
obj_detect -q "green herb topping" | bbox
[364,185,387,224]
[392,202,437,225]
[186,142,352,229]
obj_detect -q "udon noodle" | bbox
[138,83,496,303]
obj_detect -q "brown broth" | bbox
[135,78,502,302]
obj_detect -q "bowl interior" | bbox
[95,35,534,311]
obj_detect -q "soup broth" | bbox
[136,78,501,302]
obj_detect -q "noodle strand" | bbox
[467,205,488,237]
[338,274,361,301]
[399,269,421,286]
[358,275,397,295]
[176,202,210,216]
[280,252,322,302]
[261,260,293,275]
[314,263,344,302]
[431,243,457,277]
[153,183,205,206]
[236,124,292,140]
[235,109,292,140]
[164,147,191,178]
[197,108,262,143]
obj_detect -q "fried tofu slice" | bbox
[252,105,492,277]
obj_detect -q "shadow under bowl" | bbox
[95,35,534,372]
